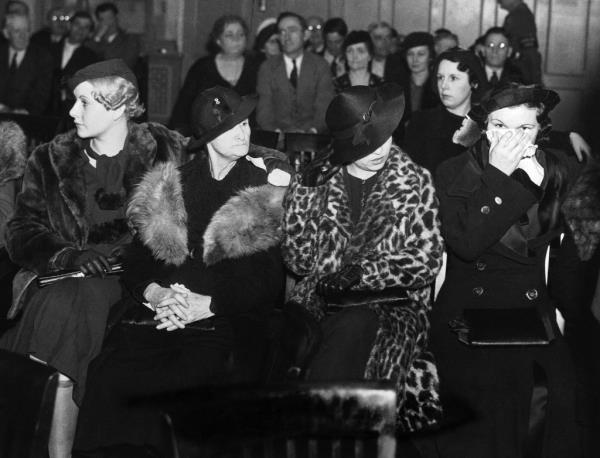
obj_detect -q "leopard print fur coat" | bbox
[282,145,444,431]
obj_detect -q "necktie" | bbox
[290,58,298,89]
[490,71,499,86]
[330,58,337,77]
[9,52,18,75]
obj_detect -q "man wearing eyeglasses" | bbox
[305,16,324,54]
[482,26,523,89]
[30,7,70,49]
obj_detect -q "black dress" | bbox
[74,155,285,451]
[403,105,465,174]
[168,55,260,136]
[429,140,582,458]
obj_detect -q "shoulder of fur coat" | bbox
[562,159,600,260]
[127,160,286,266]
[0,121,27,185]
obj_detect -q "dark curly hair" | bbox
[206,15,249,56]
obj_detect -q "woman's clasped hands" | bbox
[143,282,214,331]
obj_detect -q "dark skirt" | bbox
[74,313,234,451]
[0,276,122,404]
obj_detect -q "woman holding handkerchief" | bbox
[74,86,290,453]
[428,84,583,457]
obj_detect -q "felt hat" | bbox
[470,83,560,127]
[402,31,434,51]
[187,86,257,149]
[68,58,137,90]
[326,83,405,165]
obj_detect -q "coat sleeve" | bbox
[26,49,53,115]
[256,60,276,131]
[310,60,335,133]
[435,159,539,261]
[281,176,327,276]
[355,169,444,290]
[5,152,74,274]
[168,61,203,136]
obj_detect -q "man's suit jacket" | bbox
[87,29,140,69]
[49,40,99,116]
[0,43,54,115]
[256,52,335,133]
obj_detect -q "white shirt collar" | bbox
[283,53,303,78]
[485,65,503,80]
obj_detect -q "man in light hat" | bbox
[282,83,444,430]
[0,58,187,457]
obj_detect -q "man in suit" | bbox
[87,2,140,69]
[0,13,53,115]
[482,27,523,89]
[256,11,335,134]
[368,21,408,85]
[49,11,99,120]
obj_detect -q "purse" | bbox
[449,306,556,346]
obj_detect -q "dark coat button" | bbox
[472,286,484,296]
[526,288,538,300]
[480,205,490,214]
[475,261,486,271]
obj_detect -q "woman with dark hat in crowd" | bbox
[169,15,260,136]
[253,21,281,64]
[0,58,187,458]
[282,83,444,430]
[333,30,383,93]
[74,86,290,454]
[429,83,583,457]
[403,48,487,174]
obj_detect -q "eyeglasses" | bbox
[486,42,508,50]
[51,15,71,22]
[307,24,322,32]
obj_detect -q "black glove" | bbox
[72,249,113,277]
[317,264,364,297]
[299,155,340,187]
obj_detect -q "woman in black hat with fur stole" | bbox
[74,86,290,453]
[0,58,187,458]
[429,84,583,457]
[282,83,444,431]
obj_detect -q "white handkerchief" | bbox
[517,156,544,186]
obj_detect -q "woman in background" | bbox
[169,15,259,136]
[333,30,382,93]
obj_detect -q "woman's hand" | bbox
[154,290,214,331]
[488,129,532,176]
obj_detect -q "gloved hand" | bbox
[316,264,364,297]
[72,249,113,277]
[299,155,340,187]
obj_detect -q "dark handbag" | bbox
[449,306,556,346]
[119,303,217,331]
[36,262,124,287]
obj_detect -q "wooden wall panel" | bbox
[444,0,482,48]
[545,0,590,75]
[392,1,431,34]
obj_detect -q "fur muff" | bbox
[0,121,27,185]
[562,160,600,260]
[203,185,286,265]
[128,161,286,267]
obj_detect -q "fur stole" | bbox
[0,121,27,185]
[562,159,600,260]
[127,161,286,267]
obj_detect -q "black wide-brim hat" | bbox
[187,86,257,151]
[470,83,560,127]
[326,83,405,165]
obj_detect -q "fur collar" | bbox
[0,121,27,185]
[127,161,286,266]
[562,160,600,260]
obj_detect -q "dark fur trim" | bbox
[0,121,27,185]
[128,160,286,266]
[94,188,126,210]
[87,218,130,245]
[203,185,286,265]
[562,160,600,260]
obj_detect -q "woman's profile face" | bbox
[486,104,540,144]
[208,119,251,160]
[436,59,472,111]
[217,22,247,56]
[345,42,371,71]
[406,45,431,75]
[70,81,118,139]
[351,137,392,173]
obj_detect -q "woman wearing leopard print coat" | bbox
[282,84,444,431]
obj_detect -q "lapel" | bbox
[0,45,8,87]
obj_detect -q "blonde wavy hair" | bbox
[89,76,145,119]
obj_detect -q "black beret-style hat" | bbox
[326,83,405,165]
[68,58,138,90]
[402,31,434,51]
[470,83,560,127]
[186,86,257,150]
